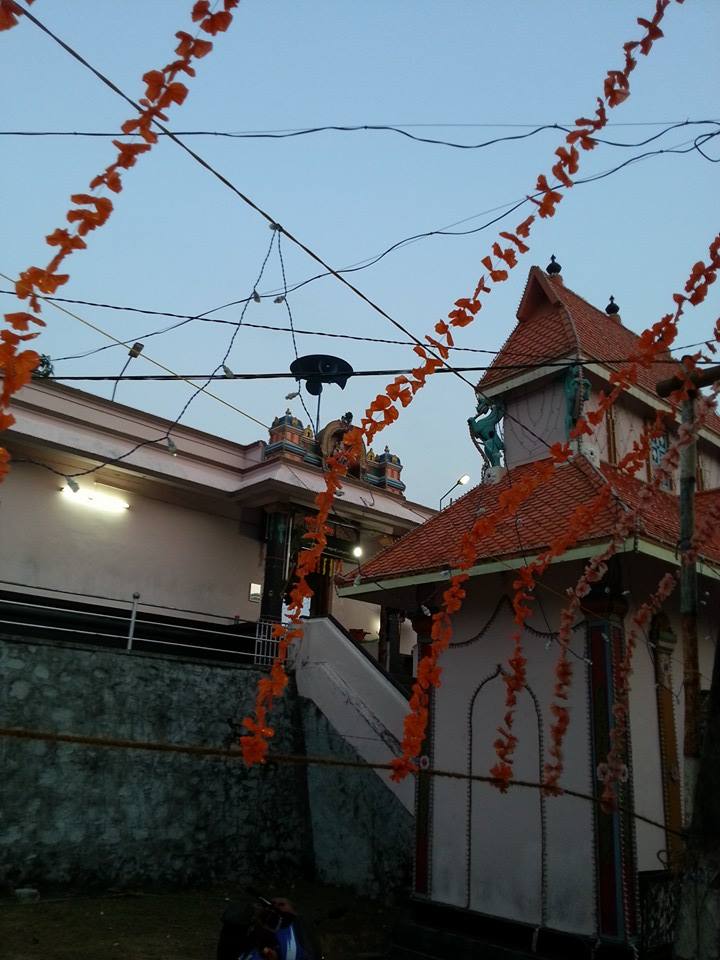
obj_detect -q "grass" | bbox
[2,881,396,960]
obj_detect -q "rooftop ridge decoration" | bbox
[237,0,695,774]
[0,0,240,480]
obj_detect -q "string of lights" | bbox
[0,270,268,429]
[164,230,278,436]
[17,7,476,396]
[0,287,710,367]
[17,8,718,406]
[1,118,717,150]
[200,131,719,312]
[2,132,715,369]
[275,232,316,430]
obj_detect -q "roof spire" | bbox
[546,254,562,276]
[605,295,620,316]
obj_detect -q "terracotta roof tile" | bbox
[349,457,720,585]
[478,266,720,437]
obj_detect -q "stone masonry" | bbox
[1,636,411,897]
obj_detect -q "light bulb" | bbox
[61,485,129,512]
[352,545,363,559]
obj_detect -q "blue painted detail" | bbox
[468,395,504,466]
[265,441,308,458]
[563,364,591,436]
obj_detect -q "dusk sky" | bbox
[2,0,719,506]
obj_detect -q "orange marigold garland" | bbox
[0,0,33,32]
[595,385,720,810]
[543,378,719,799]
[239,0,685,770]
[498,234,720,788]
[0,1,240,481]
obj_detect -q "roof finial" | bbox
[546,254,562,276]
[605,295,620,316]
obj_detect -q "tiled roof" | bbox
[478,266,720,437]
[349,456,720,585]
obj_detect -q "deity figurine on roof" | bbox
[468,394,505,468]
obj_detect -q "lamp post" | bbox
[439,474,470,510]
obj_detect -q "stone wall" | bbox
[301,699,414,899]
[1,636,412,898]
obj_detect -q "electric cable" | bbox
[2,118,717,149]
[198,131,719,311]
[0,271,267,429]
[1,286,710,367]
[4,131,714,354]
[20,8,717,400]
[165,230,277,435]
[15,8,477,395]
[276,231,316,431]
[41,356,720,382]
[109,355,131,403]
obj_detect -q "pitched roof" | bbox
[478,266,720,437]
[349,456,720,586]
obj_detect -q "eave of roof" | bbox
[340,454,720,592]
[476,266,720,442]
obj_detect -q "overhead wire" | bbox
[276,231,316,431]
[0,270,272,484]
[165,229,277,435]
[1,118,717,149]
[10,9,719,517]
[16,7,477,396]
[3,129,715,365]
[198,130,719,311]
[19,8,718,404]
[40,356,720,382]
[0,286,711,366]
[0,271,267,428]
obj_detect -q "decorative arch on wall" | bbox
[464,666,548,926]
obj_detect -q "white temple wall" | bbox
[503,378,566,467]
[429,566,595,936]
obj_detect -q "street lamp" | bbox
[439,473,470,510]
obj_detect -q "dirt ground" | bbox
[2,881,397,960]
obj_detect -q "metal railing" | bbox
[0,585,280,667]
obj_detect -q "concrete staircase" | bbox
[294,616,413,813]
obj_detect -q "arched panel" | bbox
[465,671,546,926]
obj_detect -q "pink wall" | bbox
[0,463,265,622]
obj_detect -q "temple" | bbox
[339,262,720,958]
[0,378,432,663]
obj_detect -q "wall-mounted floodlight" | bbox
[61,485,129,513]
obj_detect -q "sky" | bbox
[2,0,719,507]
